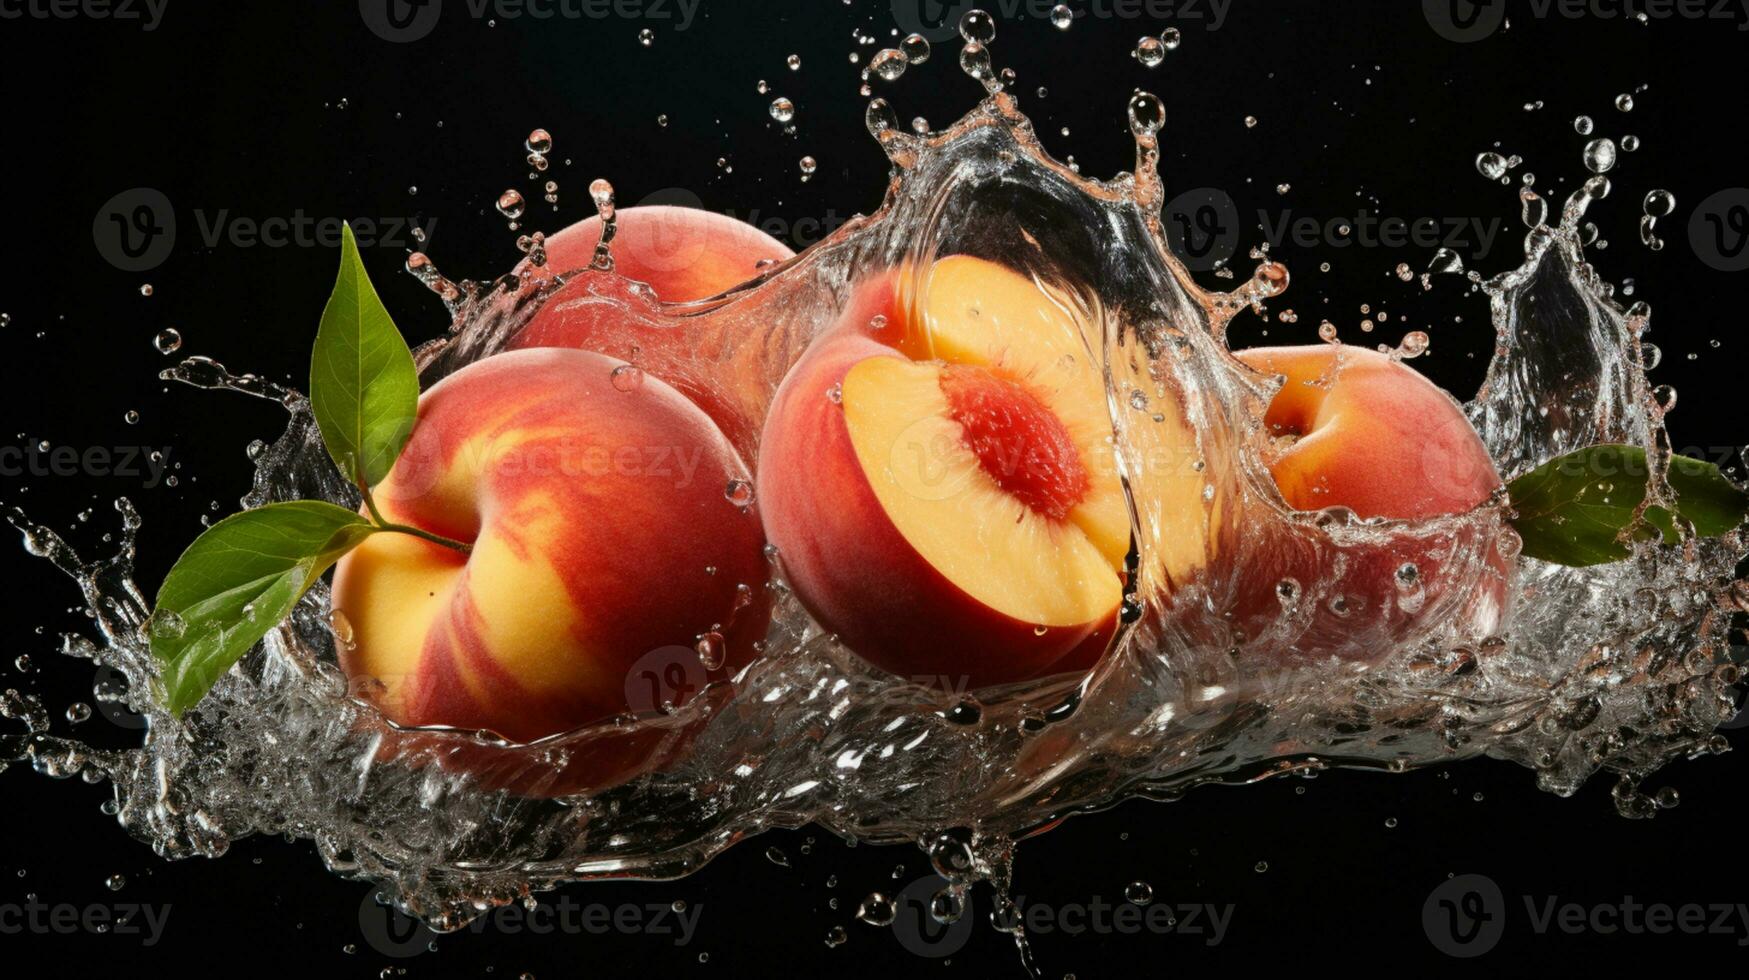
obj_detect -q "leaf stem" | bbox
[360,482,472,556]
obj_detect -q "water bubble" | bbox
[787,53,801,71]
[1161,27,1182,50]
[900,33,931,64]
[865,98,898,137]
[1574,115,1594,135]
[1244,115,1258,128]
[524,128,552,155]
[1134,35,1166,68]
[1621,134,1640,152]
[1615,93,1634,112]
[959,42,992,80]
[1127,90,1166,137]
[824,925,847,948]
[638,28,654,47]
[1125,881,1154,905]
[856,893,896,927]
[139,284,154,297]
[1318,322,1339,342]
[105,874,125,891]
[799,156,818,181]
[1583,138,1618,174]
[1643,189,1675,217]
[66,702,92,724]
[1399,331,1430,359]
[1475,152,1509,180]
[959,9,996,44]
[769,97,797,124]
[696,632,726,670]
[765,846,790,868]
[496,188,526,220]
[123,410,140,425]
[609,364,643,393]
[870,48,907,82]
[1050,4,1072,29]
[725,479,756,508]
[153,329,182,354]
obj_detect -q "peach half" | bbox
[757,256,1130,688]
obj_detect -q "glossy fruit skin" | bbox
[332,348,771,754]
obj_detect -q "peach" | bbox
[757,256,1130,689]
[509,206,796,449]
[516,205,793,297]
[1229,344,1510,657]
[331,348,771,752]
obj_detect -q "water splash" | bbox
[7,16,1746,950]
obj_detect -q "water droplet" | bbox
[856,893,896,927]
[1050,4,1072,29]
[1475,152,1509,180]
[1125,881,1154,905]
[1583,138,1618,174]
[638,28,654,47]
[696,631,726,670]
[1160,27,1182,50]
[824,925,847,948]
[1127,90,1165,137]
[770,97,796,124]
[609,363,643,393]
[799,156,818,181]
[1643,189,1675,217]
[106,874,126,891]
[725,479,756,508]
[1574,115,1594,135]
[1615,93,1634,112]
[959,9,996,44]
[1134,35,1166,68]
[900,33,931,65]
[870,48,907,82]
[524,128,553,155]
[765,846,790,867]
[496,188,526,220]
[787,53,801,70]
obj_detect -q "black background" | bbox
[2,0,1747,975]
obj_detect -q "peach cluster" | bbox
[332,206,1509,789]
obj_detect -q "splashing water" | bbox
[6,14,1746,948]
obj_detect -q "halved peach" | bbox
[758,257,1130,688]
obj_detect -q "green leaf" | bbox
[149,500,374,716]
[1507,444,1749,567]
[310,222,420,488]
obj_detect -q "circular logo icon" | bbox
[93,188,175,273]
[890,0,975,43]
[1423,873,1505,957]
[92,664,147,730]
[891,875,975,959]
[623,644,709,715]
[1162,188,1240,273]
[1689,188,1749,273]
[629,187,719,276]
[1422,0,1507,43]
[357,890,437,958]
[360,0,442,43]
